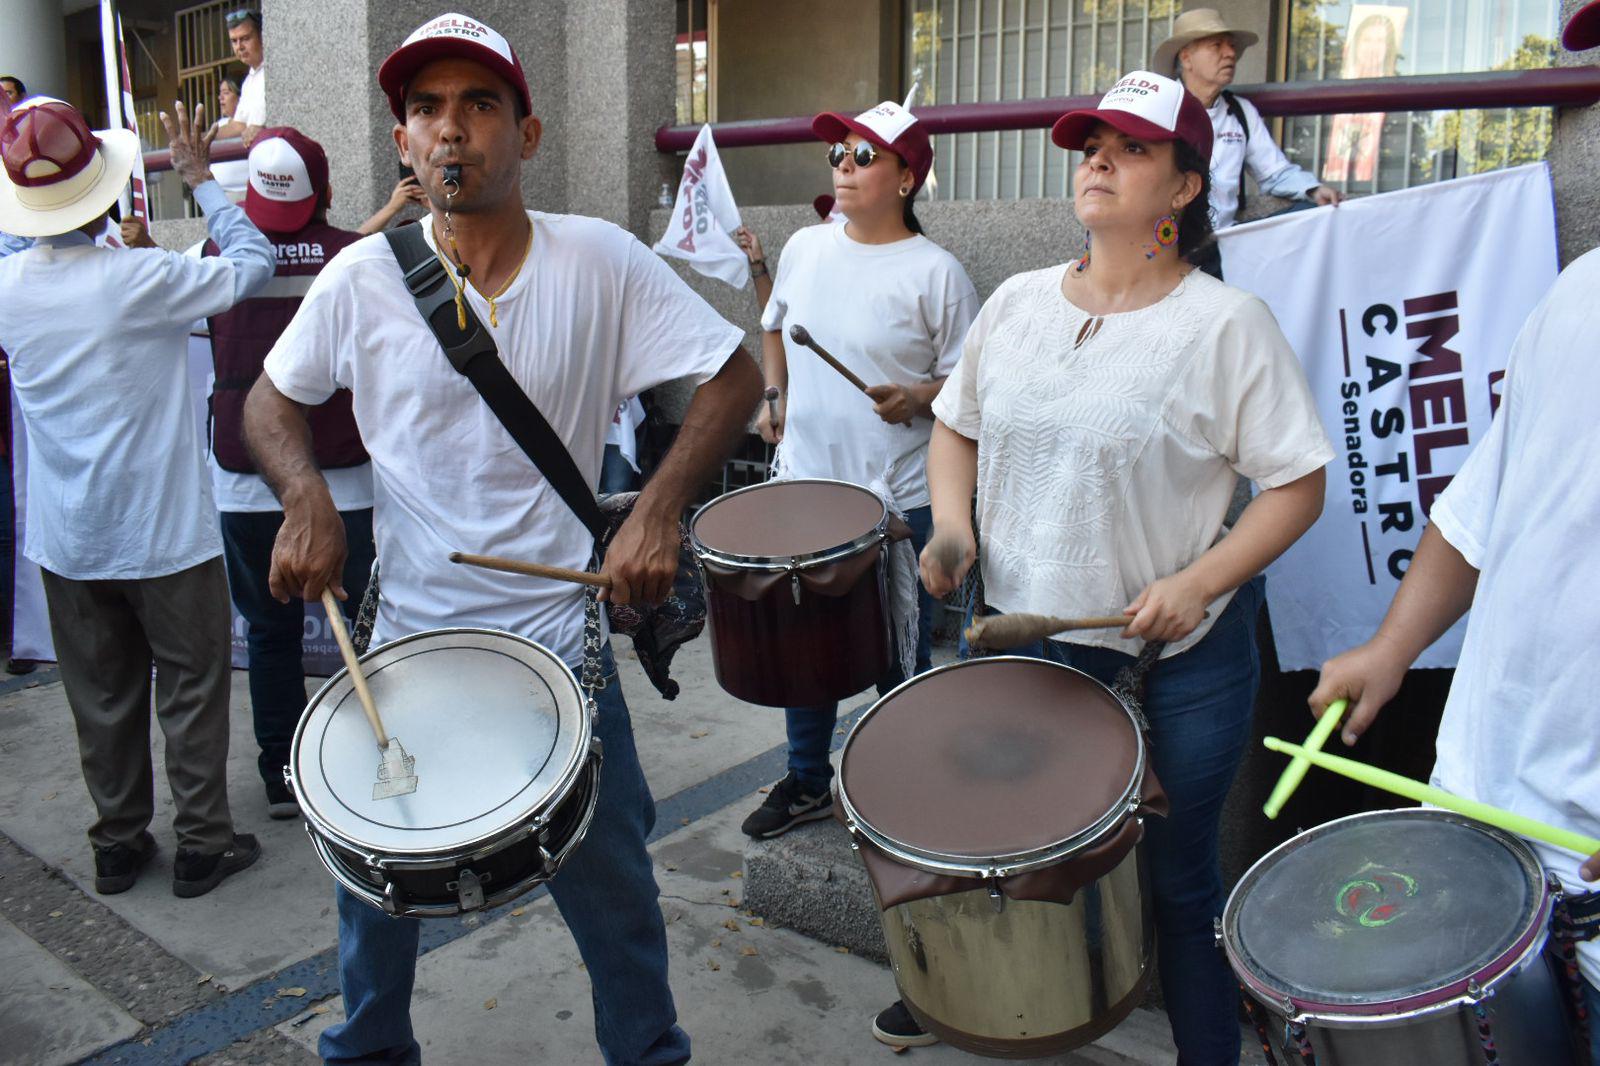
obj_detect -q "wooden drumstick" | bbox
[965,611,1131,649]
[320,588,417,799]
[788,324,871,394]
[449,551,612,589]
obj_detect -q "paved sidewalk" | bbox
[0,642,1189,1065]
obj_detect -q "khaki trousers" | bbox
[41,557,235,853]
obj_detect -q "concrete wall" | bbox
[1555,0,1600,263]
[713,0,901,206]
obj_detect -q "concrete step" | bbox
[742,817,886,961]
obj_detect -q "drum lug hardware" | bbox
[447,868,489,911]
[381,881,403,917]
[1466,978,1484,1001]
[1212,916,1223,947]
[537,845,556,878]
[790,573,802,606]
[987,880,1006,913]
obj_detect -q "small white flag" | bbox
[654,125,747,287]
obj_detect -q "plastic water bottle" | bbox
[658,182,674,208]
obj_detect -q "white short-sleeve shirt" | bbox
[264,213,744,663]
[1428,247,1600,983]
[235,66,265,127]
[760,223,978,510]
[933,266,1333,656]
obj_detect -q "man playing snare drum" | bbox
[1311,8,1600,1058]
[243,13,759,1063]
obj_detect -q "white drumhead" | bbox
[291,628,589,855]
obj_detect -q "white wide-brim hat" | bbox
[1151,8,1261,76]
[0,122,140,238]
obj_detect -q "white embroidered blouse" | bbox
[931,264,1333,657]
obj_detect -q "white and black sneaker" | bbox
[740,772,833,839]
[872,1000,938,1048]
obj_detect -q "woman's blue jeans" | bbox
[1002,577,1264,1066]
[318,650,689,1066]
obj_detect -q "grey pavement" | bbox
[0,638,1190,1065]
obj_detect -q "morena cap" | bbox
[812,101,934,193]
[378,13,532,123]
[1051,71,1214,163]
[245,127,329,233]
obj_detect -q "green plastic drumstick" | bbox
[1263,736,1600,857]
[1262,699,1347,820]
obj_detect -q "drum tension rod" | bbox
[988,879,1006,914]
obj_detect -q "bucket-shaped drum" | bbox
[690,478,891,707]
[1223,808,1577,1065]
[837,657,1168,1058]
[289,629,602,918]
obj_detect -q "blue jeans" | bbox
[1585,976,1600,1066]
[785,504,935,795]
[600,443,640,494]
[318,650,688,1066]
[219,508,375,788]
[1000,577,1264,1066]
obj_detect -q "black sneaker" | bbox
[740,772,833,839]
[5,658,35,675]
[93,831,157,895]
[264,778,299,820]
[173,833,261,898]
[872,1000,937,1048]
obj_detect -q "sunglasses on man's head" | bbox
[828,141,879,169]
[226,9,259,28]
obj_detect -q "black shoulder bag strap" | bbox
[382,223,607,542]
[1222,90,1250,218]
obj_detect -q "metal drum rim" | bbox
[688,477,889,571]
[289,627,592,858]
[835,656,1149,878]
[1221,806,1555,1025]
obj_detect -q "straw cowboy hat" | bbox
[0,98,140,238]
[1152,9,1261,76]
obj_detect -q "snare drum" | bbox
[1223,808,1577,1065]
[690,479,891,707]
[288,629,602,918]
[837,657,1168,1058]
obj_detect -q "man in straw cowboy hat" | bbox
[0,96,273,899]
[1153,8,1342,275]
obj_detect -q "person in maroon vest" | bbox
[204,128,375,819]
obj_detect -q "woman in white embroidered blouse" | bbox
[908,73,1334,1061]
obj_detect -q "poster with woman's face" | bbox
[1323,5,1408,183]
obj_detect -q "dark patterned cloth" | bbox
[594,492,705,701]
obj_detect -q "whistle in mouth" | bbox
[442,163,463,188]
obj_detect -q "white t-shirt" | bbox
[1207,93,1321,230]
[933,266,1332,656]
[235,65,265,127]
[265,212,744,663]
[760,223,977,510]
[1428,247,1600,983]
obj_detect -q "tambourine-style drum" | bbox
[1223,808,1577,1065]
[288,629,602,918]
[690,478,891,707]
[837,657,1168,1058]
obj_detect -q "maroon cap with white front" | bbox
[245,127,329,233]
[378,12,532,122]
[1052,71,1214,163]
[812,101,934,193]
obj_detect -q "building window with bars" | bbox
[677,0,714,126]
[906,0,1180,200]
[1282,0,1557,192]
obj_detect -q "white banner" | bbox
[654,125,747,287]
[1219,164,1558,670]
[101,1,148,224]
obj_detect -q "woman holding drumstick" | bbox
[900,72,1333,1059]
[733,101,978,842]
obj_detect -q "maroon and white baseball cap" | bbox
[1051,71,1214,163]
[378,13,532,123]
[244,127,328,233]
[812,101,934,193]
[1564,0,1600,50]
[0,97,139,238]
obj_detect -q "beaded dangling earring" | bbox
[1074,231,1091,273]
[1145,214,1179,260]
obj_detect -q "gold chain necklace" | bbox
[433,220,533,330]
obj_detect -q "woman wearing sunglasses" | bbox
[733,102,978,844]
[894,72,1333,1059]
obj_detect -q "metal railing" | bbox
[653,67,1600,152]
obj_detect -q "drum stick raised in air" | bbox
[1262,700,1346,820]
[788,324,871,394]
[449,551,612,590]
[320,588,418,800]
[965,612,1131,649]
[1263,737,1600,857]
